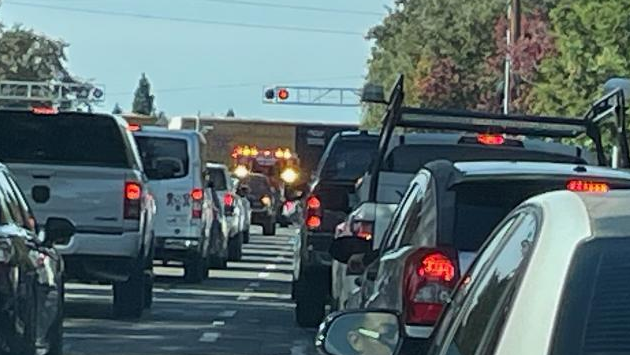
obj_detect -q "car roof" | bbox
[133,127,202,140]
[453,161,630,181]
[205,163,228,170]
[338,130,380,138]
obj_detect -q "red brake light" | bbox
[477,134,505,145]
[306,196,321,210]
[223,193,235,206]
[128,123,141,132]
[567,180,609,193]
[32,106,58,115]
[418,253,455,282]
[191,188,204,201]
[125,182,141,200]
[403,249,458,326]
[306,216,321,229]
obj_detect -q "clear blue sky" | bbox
[1,0,392,123]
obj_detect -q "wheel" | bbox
[113,268,145,319]
[228,233,243,261]
[184,256,206,283]
[243,230,250,244]
[262,219,276,236]
[143,271,154,308]
[294,275,326,328]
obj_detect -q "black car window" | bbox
[405,175,439,247]
[429,216,519,355]
[444,212,538,355]
[206,168,228,190]
[0,172,26,227]
[0,180,13,225]
[135,136,190,180]
[381,182,422,253]
[382,145,586,174]
[550,238,630,355]
[0,112,130,168]
[319,140,377,181]
[243,175,272,195]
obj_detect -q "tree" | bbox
[531,0,630,117]
[112,103,123,114]
[0,25,72,82]
[226,108,235,117]
[132,73,155,115]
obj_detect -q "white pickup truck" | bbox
[0,109,156,319]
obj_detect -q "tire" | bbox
[243,230,250,244]
[184,256,206,283]
[228,233,243,261]
[113,268,145,319]
[294,276,326,328]
[143,271,154,308]
[262,219,276,236]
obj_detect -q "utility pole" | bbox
[503,0,521,114]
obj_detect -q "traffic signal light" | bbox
[277,88,289,101]
[263,87,290,103]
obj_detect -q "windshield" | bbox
[320,139,378,181]
[0,112,130,168]
[206,168,228,190]
[134,136,189,179]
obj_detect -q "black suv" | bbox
[293,130,379,326]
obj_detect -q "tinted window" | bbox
[135,136,189,180]
[452,180,563,251]
[0,112,130,168]
[242,175,272,195]
[0,178,14,225]
[446,213,538,355]
[0,172,26,227]
[383,145,586,174]
[551,238,630,355]
[381,181,423,253]
[320,140,377,181]
[206,168,228,190]
[3,173,36,232]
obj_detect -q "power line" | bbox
[107,75,364,97]
[4,1,366,36]
[196,0,383,17]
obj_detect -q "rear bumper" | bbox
[154,236,202,261]
[63,255,136,283]
[302,231,334,268]
[56,231,142,259]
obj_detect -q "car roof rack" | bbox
[0,80,105,110]
[366,74,629,201]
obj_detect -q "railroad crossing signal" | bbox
[262,86,361,107]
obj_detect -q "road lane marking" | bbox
[258,272,270,278]
[65,333,163,340]
[211,321,225,327]
[237,295,251,301]
[248,282,260,287]
[265,264,277,270]
[217,310,237,318]
[199,332,221,343]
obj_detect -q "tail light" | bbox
[477,134,505,145]
[191,188,204,219]
[305,195,322,230]
[224,193,235,216]
[124,181,142,220]
[566,180,609,193]
[261,195,272,206]
[403,248,459,325]
[351,220,374,241]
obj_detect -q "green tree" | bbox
[112,103,123,114]
[0,25,72,81]
[132,73,155,115]
[531,0,630,117]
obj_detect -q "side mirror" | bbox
[44,217,75,246]
[315,310,403,355]
[330,236,372,264]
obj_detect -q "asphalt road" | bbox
[62,227,317,355]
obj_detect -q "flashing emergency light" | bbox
[128,123,141,132]
[261,195,272,206]
[234,165,249,178]
[281,168,299,184]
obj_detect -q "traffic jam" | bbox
[0,73,629,355]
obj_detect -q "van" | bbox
[133,126,226,283]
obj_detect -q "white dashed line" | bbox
[199,332,221,343]
[237,295,251,301]
[211,321,225,327]
[217,310,237,318]
[258,272,270,278]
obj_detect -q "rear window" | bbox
[242,175,272,195]
[551,238,630,355]
[452,180,564,251]
[320,139,378,181]
[383,145,586,174]
[135,136,189,180]
[0,112,130,168]
[206,168,227,190]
